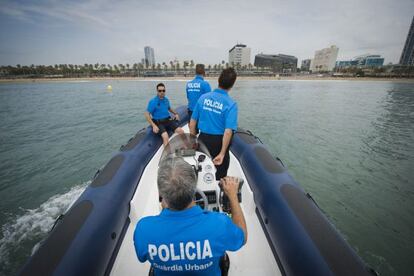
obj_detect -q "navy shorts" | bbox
[154,118,179,134]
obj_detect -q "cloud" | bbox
[0,3,34,23]
[0,0,413,65]
[0,0,111,28]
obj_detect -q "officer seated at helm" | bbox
[133,157,247,276]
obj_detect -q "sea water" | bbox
[0,79,413,275]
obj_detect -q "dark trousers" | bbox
[199,133,230,180]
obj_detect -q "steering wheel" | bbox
[194,187,208,210]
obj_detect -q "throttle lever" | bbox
[219,178,244,213]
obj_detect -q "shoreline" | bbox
[1,76,413,83]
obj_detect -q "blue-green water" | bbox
[0,79,413,275]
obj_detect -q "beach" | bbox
[1,75,413,83]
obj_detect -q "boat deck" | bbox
[110,126,281,275]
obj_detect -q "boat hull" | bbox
[231,130,373,276]
[20,106,373,276]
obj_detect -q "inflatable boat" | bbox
[20,106,375,276]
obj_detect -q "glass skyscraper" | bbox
[144,46,155,67]
[399,16,414,65]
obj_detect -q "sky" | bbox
[0,0,413,66]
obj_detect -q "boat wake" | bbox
[0,181,89,275]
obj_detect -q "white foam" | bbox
[0,181,89,269]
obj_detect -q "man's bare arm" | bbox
[189,119,197,136]
[145,111,159,133]
[168,108,179,120]
[221,129,233,155]
[221,177,248,244]
[213,129,233,165]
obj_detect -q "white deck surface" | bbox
[110,126,281,275]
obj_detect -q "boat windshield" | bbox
[159,134,211,165]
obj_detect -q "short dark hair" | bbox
[218,68,237,90]
[156,83,165,90]
[195,64,205,75]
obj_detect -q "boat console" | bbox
[159,133,243,213]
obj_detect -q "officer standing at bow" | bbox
[186,64,211,128]
[190,68,238,180]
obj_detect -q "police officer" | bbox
[145,83,184,146]
[189,68,237,180]
[186,64,211,121]
[134,158,247,276]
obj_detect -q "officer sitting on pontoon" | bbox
[145,83,184,146]
[133,157,247,276]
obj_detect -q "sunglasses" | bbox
[157,89,166,92]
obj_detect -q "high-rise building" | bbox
[301,59,312,71]
[310,45,339,72]
[254,54,298,73]
[399,16,414,65]
[144,46,155,67]
[229,44,251,66]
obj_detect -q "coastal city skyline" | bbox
[0,0,413,66]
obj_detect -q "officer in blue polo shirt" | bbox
[190,68,238,180]
[186,64,211,121]
[145,83,184,146]
[134,158,247,276]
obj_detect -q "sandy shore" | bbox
[0,76,413,83]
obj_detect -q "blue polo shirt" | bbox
[191,89,238,135]
[147,96,171,120]
[186,75,212,111]
[134,206,244,276]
